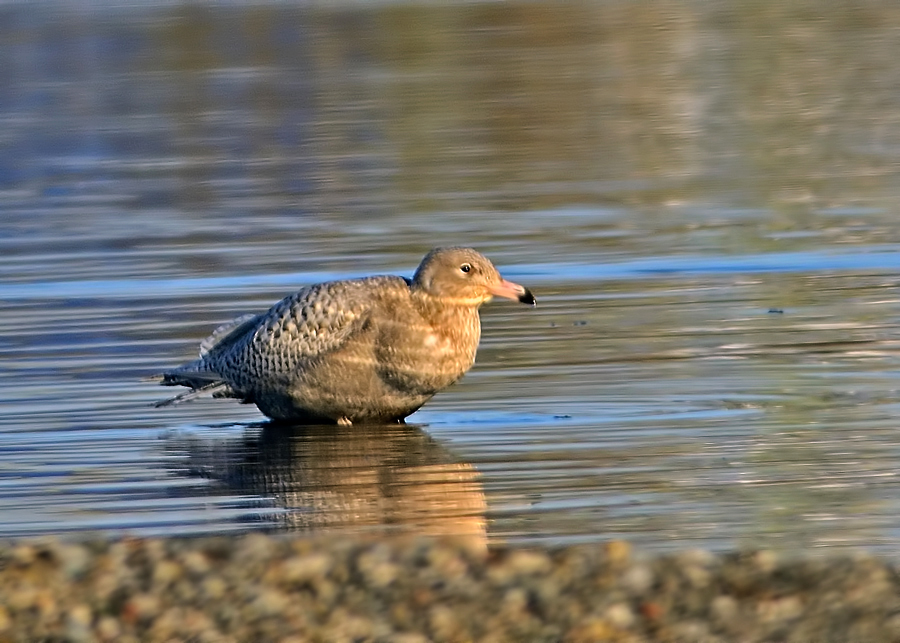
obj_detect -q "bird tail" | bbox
[153,379,233,407]
[149,367,237,408]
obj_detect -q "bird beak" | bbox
[489,279,536,306]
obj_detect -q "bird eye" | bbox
[460,263,472,274]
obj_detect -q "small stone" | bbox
[503,587,528,614]
[427,545,468,580]
[250,589,289,617]
[669,619,711,640]
[757,595,802,623]
[182,550,211,575]
[604,602,634,629]
[487,549,551,586]
[428,604,465,641]
[604,540,631,565]
[67,603,92,628]
[325,610,378,641]
[885,613,900,636]
[710,595,738,624]
[11,544,36,565]
[237,533,274,562]
[357,548,400,589]
[143,539,166,564]
[753,550,778,574]
[124,593,160,623]
[532,576,561,605]
[35,589,58,621]
[621,563,654,594]
[201,575,227,600]
[387,634,430,643]
[507,550,552,576]
[7,586,38,611]
[676,549,716,589]
[148,606,184,640]
[58,544,91,579]
[96,616,121,641]
[153,559,183,586]
[677,548,716,567]
[181,608,217,639]
[681,562,712,589]
[640,601,664,621]
[283,552,333,584]
[566,617,616,643]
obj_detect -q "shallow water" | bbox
[4,1,900,555]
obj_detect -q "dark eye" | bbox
[460,263,472,274]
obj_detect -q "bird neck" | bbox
[412,292,482,342]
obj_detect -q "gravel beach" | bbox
[1,533,899,642]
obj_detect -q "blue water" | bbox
[3,2,900,555]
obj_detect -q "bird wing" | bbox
[156,276,408,408]
[199,313,261,358]
[208,276,407,379]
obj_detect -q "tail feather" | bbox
[153,329,249,408]
[153,380,233,408]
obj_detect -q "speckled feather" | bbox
[156,248,535,424]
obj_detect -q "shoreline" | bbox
[2,532,899,642]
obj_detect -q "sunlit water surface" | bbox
[4,1,900,556]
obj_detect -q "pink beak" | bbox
[489,278,536,306]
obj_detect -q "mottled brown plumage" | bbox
[156,247,535,423]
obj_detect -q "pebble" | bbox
[0,534,898,641]
[710,594,739,624]
[621,563,654,594]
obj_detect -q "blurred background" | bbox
[4,0,900,554]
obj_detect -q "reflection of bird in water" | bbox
[171,423,486,549]
[155,247,535,423]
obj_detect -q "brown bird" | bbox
[155,247,536,424]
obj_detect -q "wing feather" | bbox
[157,275,408,405]
[200,313,260,357]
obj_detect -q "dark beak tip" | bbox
[519,289,537,306]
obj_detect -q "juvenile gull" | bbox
[156,247,535,424]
